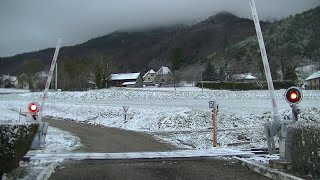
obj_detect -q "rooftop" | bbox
[157,66,171,75]
[305,71,320,81]
[143,69,156,78]
[111,73,140,80]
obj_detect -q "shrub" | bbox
[196,81,296,90]
[0,123,38,177]
[286,123,320,178]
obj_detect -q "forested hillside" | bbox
[215,6,320,80]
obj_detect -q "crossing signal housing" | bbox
[27,102,40,114]
[285,87,302,104]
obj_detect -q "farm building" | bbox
[111,73,143,88]
[154,66,172,86]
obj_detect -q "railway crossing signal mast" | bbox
[26,101,49,149]
[38,37,62,122]
[27,37,62,149]
[249,1,304,160]
[249,0,281,156]
[249,1,302,160]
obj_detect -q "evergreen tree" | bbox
[171,48,184,71]
[218,66,226,81]
[202,62,217,81]
[284,65,298,81]
[94,63,103,88]
[171,48,184,89]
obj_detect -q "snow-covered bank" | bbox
[0,88,81,179]
[1,120,80,179]
[30,126,81,153]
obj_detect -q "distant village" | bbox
[1,67,320,90]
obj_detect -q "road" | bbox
[44,118,175,152]
[45,118,270,180]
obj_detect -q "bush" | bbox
[0,123,38,177]
[286,123,320,178]
[196,81,296,90]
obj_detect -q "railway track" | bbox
[241,147,279,155]
[23,148,278,162]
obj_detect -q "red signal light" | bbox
[285,87,302,104]
[290,92,297,100]
[27,102,40,114]
[30,104,37,112]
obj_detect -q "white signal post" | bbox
[55,62,58,91]
[38,37,62,122]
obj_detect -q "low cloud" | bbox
[0,0,319,57]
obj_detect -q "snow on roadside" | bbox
[0,106,82,153]
[30,126,82,153]
[0,106,81,179]
[3,126,80,180]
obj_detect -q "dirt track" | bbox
[44,118,175,152]
[45,118,269,180]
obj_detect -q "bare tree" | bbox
[178,64,204,85]
[254,81,266,89]
[91,54,116,89]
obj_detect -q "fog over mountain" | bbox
[0,0,319,57]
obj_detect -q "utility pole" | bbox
[55,62,58,91]
[201,74,203,92]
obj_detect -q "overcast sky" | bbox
[0,0,319,57]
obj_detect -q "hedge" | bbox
[196,81,296,90]
[0,123,38,177]
[286,123,320,178]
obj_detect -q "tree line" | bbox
[15,53,117,91]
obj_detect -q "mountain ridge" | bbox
[0,11,267,75]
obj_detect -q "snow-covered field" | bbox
[1,87,319,150]
[1,87,319,178]
[0,88,30,94]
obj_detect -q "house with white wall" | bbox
[305,71,320,90]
